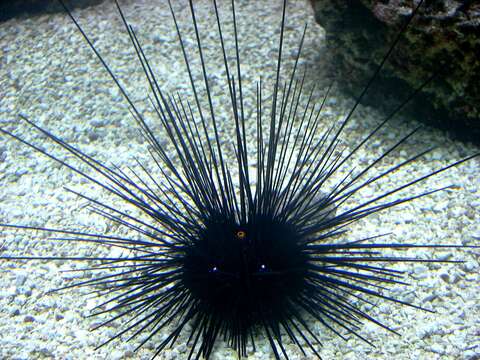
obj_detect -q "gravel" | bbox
[0,0,479,359]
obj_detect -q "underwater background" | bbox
[0,0,479,359]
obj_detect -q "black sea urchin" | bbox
[0,0,479,359]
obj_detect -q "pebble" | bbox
[90,119,108,128]
[23,315,35,323]
[15,273,27,287]
[111,350,124,360]
[14,169,28,177]
[430,343,445,355]
[87,131,100,142]
[464,350,480,359]
[413,264,428,275]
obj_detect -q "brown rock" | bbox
[0,0,106,22]
[311,0,480,143]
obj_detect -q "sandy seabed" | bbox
[0,0,479,359]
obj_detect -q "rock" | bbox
[90,118,108,128]
[310,0,480,143]
[0,0,106,22]
[23,315,35,323]
[0,145,6,162]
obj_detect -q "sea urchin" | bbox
[0,0,478,359]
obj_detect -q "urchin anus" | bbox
[0,0,479,359]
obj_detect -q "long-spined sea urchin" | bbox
[0,0,479,359]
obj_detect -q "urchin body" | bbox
[183,214,309,333]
